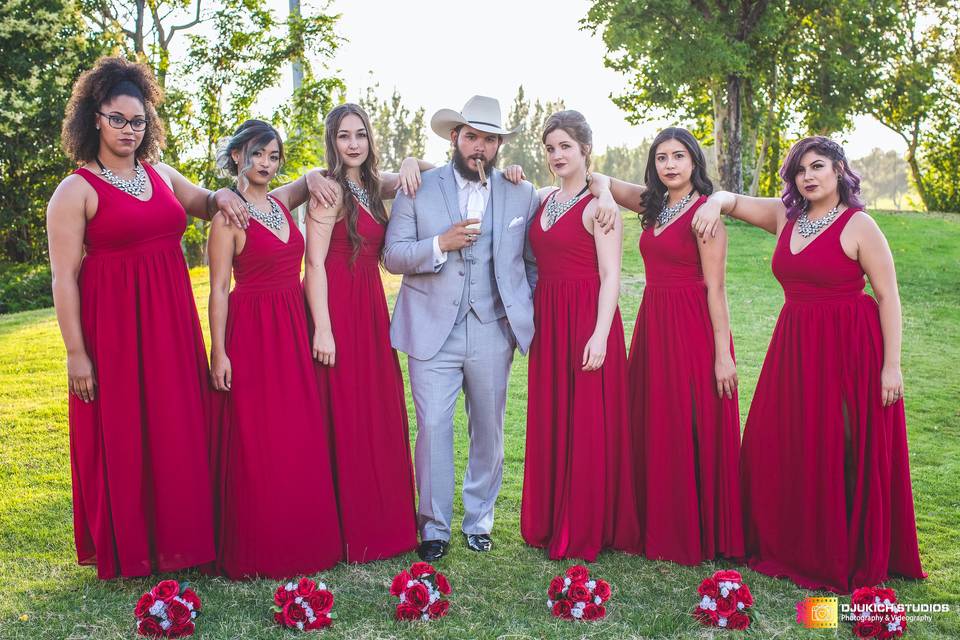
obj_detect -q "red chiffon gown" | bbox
[629,196,745,565]
[213,197,343,579]
[313,202,417,562]
[521,194,642,561]
[741,207,926,593]
[70,164,214,579]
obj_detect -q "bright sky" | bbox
[258,0,905,164]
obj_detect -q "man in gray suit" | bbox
[384,95,538,561]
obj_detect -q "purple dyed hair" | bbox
[779,136,864,219]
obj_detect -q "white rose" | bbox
[160,620,172,630]
[737,602,745,610]
[547,599,554,608]
[586,580,596,589]
[571,608,584,619]
[718,617,728,627]
[594,596,602,605]
[720,587,730,598]
[564,577,572,587]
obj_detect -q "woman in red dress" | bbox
[207,120,343,579]
[598,127,744,565]
[304,103,432,563]
[693,136,926,593]
[521,110,641,561]
[46,57,247,579]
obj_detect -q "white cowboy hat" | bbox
[430,95,521,141]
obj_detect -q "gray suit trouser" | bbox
[407,310,515,541]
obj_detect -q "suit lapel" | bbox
[491,170,506,257]
[438,163,460,226]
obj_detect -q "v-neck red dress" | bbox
[740,207,926,592]
[629,195,745,565]
[70,163,215,579]
[212,198,343,579]
[521,194,642,561]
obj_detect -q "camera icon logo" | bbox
[796,597,838,628]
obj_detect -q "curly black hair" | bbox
[60,56,165,165]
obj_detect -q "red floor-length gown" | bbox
[70,164,214,579]
[741,207,926,593]
[313,203,417,562]
[213,197,343,579]
[521,194,642,561]
[629,196,745,564]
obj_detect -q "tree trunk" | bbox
[715,74,744,193]
[904,144,929,212]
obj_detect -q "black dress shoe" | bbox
[464,533,492,552]
[417,539,449,561]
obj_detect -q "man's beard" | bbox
[453,146,498,182]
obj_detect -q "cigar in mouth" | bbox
[475,156,487,186]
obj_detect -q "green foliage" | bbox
[0,262,52,313]
[918,87,960,212]
[497,86,565,188]
[0,0,106,263]
[593,142,651,187]
[358,83,427,171]
[853,148,912,210]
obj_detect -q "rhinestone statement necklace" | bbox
[545,184,590,229]
[96,157,147,197]
[346,179,370,208]
[796,203,842,238]
[656,190,694,227]
[232,188,285,231]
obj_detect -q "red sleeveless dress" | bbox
[521,194,642,561]
[629,196,745,564]
[312,204,417,562]
[741,207,926,593]
[213,198,343,579]
[70,164,214,579]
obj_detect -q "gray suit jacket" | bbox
[384,163,540,361]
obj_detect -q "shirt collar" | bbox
[453,165,489,192]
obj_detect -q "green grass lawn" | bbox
[1,211,958,639]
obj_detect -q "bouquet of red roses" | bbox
[272,577,335,631]
[546,565,611,621]
[134,580,201,638]
[692,569,754,630]
[850,586,907,638]
[389,561,451,621]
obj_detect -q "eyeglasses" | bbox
[96,111,148,132]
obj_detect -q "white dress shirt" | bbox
[432,166,491,266]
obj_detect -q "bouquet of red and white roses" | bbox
[850,586,907,638]
[546,565,611,621]
[134,580,201,638]
[693,569,754,630]
[272,577,335,631]
[389,561,451,621]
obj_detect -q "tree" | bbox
[497,86,565,188]
[0,0,105,262]
[593,142,650,186]
[853,148,910,210]
[358,83,427,172]
[584,0,900,193]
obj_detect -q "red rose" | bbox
[853,619,882,637]
[852,587,879,608]
[410,562,436,577]
[593,579,612,602]
[878,612,907,638]
[273,611,285,626]
[583,603,605,620]
[405,583,430,609]
[565,565,590,582]
[390,571,412,597]
[167,621,195,639]
[548,576,565,599]
[713,570,742,583]
[693,606,720,626]
[552,600,572,619]
[396,603,421,621]
[134,593,155,619]
[305,615,333,630]
[167,599,191,625]
[435,572,452,595]
[296,577,317,596]
[735,583,753,608]
[697,578,719,598]
[728,612,750,630]
[428,599,450,619]
[307,590,334,615]
[151,580,179,602]
[568,582,592,603]
[180,589,201,613]
[274,585,294,607]
[137,617,163,637]
[283,601,308,625]
[716,594,738,618]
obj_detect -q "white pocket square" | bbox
[508,216,525,229]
